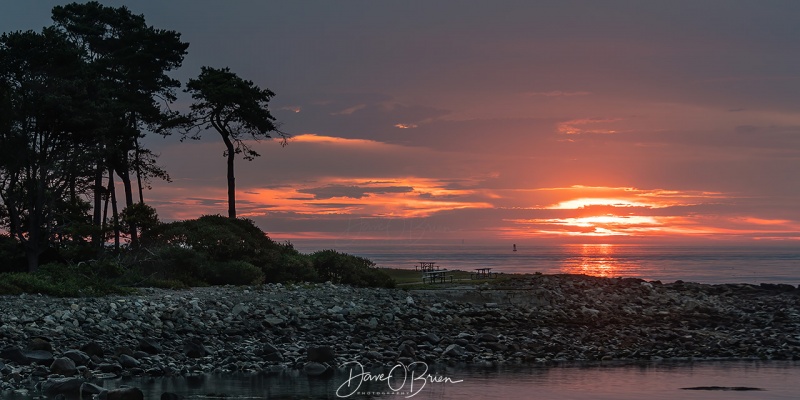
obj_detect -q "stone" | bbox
[118,354,140,368]
[0,347,54,366]
[443,344,466,357]
[161,392,184,400]
[183,341,208,358]
[303,361,329,377]
[28,337,53,352]
[50,357,78,376]
[42,378,103,398]
[98,387,145,400]
[81,342,105,358]
[62,350,91,366]
[307,346,335,363]
[137,338,162,355]
[263,352,284,362]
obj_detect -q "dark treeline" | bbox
[0,2,390,292]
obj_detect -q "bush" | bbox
[134,246,208,287]
[311,250,395,288]
[0,235,26,273]
[201,260,264,285]
[0,263,133,297]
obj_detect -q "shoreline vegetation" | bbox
[1,269,799,398]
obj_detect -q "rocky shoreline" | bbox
[1,273,799,398]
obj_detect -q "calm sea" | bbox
[292,241,800,285]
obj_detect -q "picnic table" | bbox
[472,267,495,279]
[415,262,439,272]
[422,269,452,284]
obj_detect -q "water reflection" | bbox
[78,361,800,400]
[559,244,639,278]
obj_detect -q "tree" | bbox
[0,28,92,271]
[184,67,288,219]
[51,1,188,248]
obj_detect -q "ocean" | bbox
[292,241,800,285]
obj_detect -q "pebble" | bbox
[0,276,797,396]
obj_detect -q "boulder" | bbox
[62,350,91,366]
[42,378,103,398]
[303,362,329,377]
[307,346,335,363]
[81,342,105,358]
[50,357,78,376]
[183,341,208,358]
[98,387,145,400]
[28,337,53,352]
[137,338,162,355]
[118,354,140,368]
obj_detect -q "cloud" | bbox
[298,184,414,200]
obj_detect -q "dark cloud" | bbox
[298,185,413,200]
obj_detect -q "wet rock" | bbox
[98,387,145,400]
[161,392,184,400]
[118,354,140,368]
[81,342,105,358]
[42,378,103,398]
[307,346,335,363]
[303,361,329,377]
[28,337,53,352]
[137,338,162,355]
[62,350,91,366]
[443,344,466,357]
[183,341,208,358]
[50,357,78,376]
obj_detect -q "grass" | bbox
[380,267,516,289]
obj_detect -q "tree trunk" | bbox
[92,161,104,250]
[116,165,139,247]
[108,168,120,252]
[222,134,236,219]
[134,137,145,204]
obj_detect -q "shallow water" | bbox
[35,360,798,400]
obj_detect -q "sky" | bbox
[3,1,800,246]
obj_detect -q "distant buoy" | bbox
[513,244,517,252]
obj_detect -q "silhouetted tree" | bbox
[51,1,188,248]
[0,28,91,271]
[184,67,287,219]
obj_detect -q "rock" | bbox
[422,333,441,344]
[263,352,284,362]
[81,342,105,358]
[183,341,208,358]
[118,354,140,368]
[137,338,162,355]
[28,337,53,352]
[0,346,54,366]
[62,350,91,366]
[98,387,145,400]
[303,362,329,377]
[443,344,466,357]
[42,378,103,398]
[161,392,184,400]
[50,357,78,376]
[307,346,335,362]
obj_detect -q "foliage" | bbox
[0,234,26,273]
[201,260,265,286]
[182,66,287,219]
[311,249,395,288]
[0,263,133,297]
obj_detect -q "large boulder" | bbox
[50,357,78,376]
[307,346,335,363]
[98,387,145,400]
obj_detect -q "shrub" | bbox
[311,250,395,288]
[0,235,26,273]
[201,260,264,285]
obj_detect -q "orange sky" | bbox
[6,1,799,245]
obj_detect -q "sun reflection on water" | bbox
[560,244,635,277]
